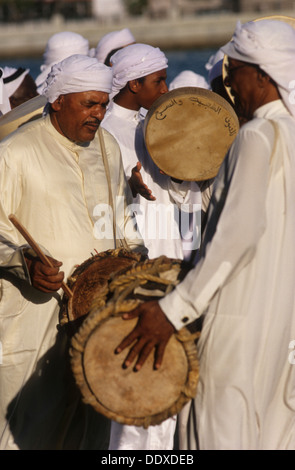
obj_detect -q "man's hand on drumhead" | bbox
[128,162,156,201]
[115,299,175,371]
[24,253,65,293]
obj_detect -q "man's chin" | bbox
[82,126,100,142]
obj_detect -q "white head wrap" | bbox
[205,49,224,84]
[0,66,30,115]
[3,66,30,97]
[42,54,113,103]
[169,70,209,91]
[110,43,168,96]
[35,32,89,92]
[93,28,136,63]
[221,19,295,117]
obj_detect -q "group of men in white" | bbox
[0,17,294,451]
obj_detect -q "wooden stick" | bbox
[8,214,73,298]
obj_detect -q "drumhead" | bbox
[144,87,239,181]
[70,256,199,427]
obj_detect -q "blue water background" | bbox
[0,47,218,87]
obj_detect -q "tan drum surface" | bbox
[144,87,239,181]
[60,248,142,327]
[81,316,188,418]
[70,256,200,428]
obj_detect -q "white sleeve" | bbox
[0,147,36,283]
[160,123,274,330]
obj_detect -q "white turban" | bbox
[42,54,113,103]
[0,67,30,115]
[221,19,295,117]
[3,67,30,97]
[110,43,168,96]
[205,49,224,84]
[93,28,136,63]
[36,32,89,92]
[169,70,209,91]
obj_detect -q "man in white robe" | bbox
[101,43,202,451]
[115,19,295,450]
[0,54,146,450]
[102,43,202,264]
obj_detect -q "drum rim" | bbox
[144,86,240,133]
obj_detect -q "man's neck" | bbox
[114,92,140,112]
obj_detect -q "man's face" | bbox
[224,58,263,120]
[51,90,109,143]
[136,69,168,109]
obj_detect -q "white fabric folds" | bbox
[110,43,168,96]
[221,19,295,117]
[42,54,113,103]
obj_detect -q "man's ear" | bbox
[128,79,141,94]
[51,95,64,111]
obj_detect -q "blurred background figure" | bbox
[35,31,89,93]
[92,0,126,23]
[169,70,209,91]
[206,48,247,125]
[90,28,136,66]
[1,67,38,115]
[205,48,227,98]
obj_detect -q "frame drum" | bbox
[144,87,239,181]
[70,256,200,428]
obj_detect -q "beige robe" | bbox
[160,100,295,450]
[0,114,145,450]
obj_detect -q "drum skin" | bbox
[70,256,200,428]
[144,87,239,181]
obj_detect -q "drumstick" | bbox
[8,214,73,298]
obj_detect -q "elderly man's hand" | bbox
[128,162,156,201]
[115,299,175,371]
[25,254,65,293]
